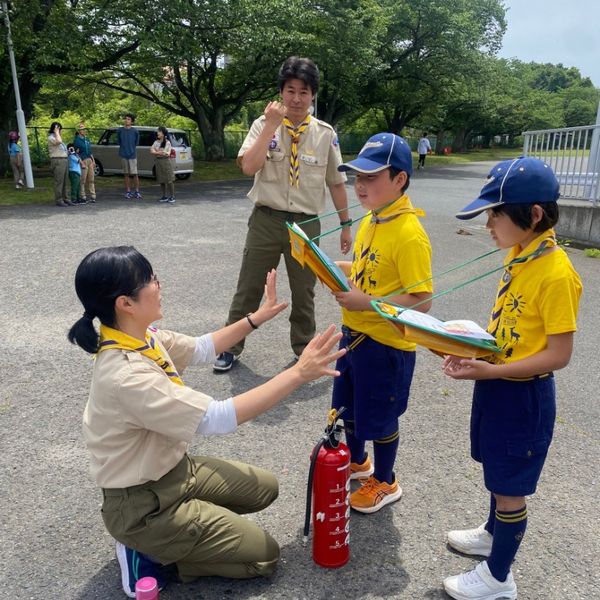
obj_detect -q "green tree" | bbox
[369,0,506,134]
[0,0,143,173]
[300,0,386,126]
[78,0,309,160]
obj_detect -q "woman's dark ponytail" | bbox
[68,313,100,354]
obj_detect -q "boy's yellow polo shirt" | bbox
[343,194,433,350]
[492,244,582,364]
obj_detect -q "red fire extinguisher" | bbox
[303,408,350,568]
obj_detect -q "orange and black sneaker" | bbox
[349,475,402,513]
[349,455,374,480]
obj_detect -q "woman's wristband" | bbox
[340,219,353,228]
[246,313,259,330]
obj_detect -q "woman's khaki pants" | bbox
[101,455,280,581]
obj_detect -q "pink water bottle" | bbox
[135,576,159,600]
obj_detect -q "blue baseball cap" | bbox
[456,156,560,220]
[338,132,413,176]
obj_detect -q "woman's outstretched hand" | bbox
[294,324,346,383]
[253,269,289,325]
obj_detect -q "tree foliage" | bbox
[73,0,310,159]
[2,0,599,169]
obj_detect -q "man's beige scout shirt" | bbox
[238,116,347,215]
[83,329,212,488]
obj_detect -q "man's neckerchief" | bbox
[283,115,311,187]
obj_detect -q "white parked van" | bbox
[91,126,194,179]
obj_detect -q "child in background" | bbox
[67,144,85,204]
[331,133,433,513]
[441,157,582,600]
[8,131,24,189]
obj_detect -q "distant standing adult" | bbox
[47,121,73,207]
[213,56,351,372]
[7,131,24,189]
[117,113,141,199]
[417,133,432,170]
[73,122,97,203]
[150,126,175,203]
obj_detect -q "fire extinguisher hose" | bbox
[303,436,327,545]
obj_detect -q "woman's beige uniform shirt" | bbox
[47,134,68,158]
[83,329,212,489]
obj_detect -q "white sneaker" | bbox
[443,561,517,600]
[447,522,493,557]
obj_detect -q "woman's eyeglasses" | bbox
[130,273,160,296]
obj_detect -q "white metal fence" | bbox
[523,124,600,204]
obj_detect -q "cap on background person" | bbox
[338,132,413,176]
[8,131,19,141]
[456,156,560,220]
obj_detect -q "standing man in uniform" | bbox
[73,122,97,203]
[214,56,352,372]
[117,113,142,199]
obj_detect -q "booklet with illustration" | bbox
[372,300,501,358]
[287,222,351,292]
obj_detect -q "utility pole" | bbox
[2,1,34,188]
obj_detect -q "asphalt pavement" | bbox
[1,164,598,599]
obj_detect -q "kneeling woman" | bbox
[68,246,344,596]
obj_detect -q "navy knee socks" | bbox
[344,421,366,464]
[373,431,399,484]
[485,494,497,535]
[344,422,400,485]
[487,506,528,582]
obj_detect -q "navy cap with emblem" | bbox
[456,156,560,220]
[338,132,413,176]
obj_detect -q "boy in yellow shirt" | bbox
[442,157,582,599]
[332,133,433,513]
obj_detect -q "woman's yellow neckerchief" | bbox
[97,324,184,386]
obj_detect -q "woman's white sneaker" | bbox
[447,522,493,556]
[443,561,517,600]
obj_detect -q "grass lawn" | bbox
[1,151,519,207]
[0,160,249,206]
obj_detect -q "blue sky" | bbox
[498,1,600,87]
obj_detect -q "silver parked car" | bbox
[91,126,194,179]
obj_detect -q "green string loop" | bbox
[296,202,363,228]
[381,248,501,300]
[293,203,540,308]
[382,246,546,312]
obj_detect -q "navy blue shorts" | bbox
[331,327,416,440]
[470,376,556,496]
